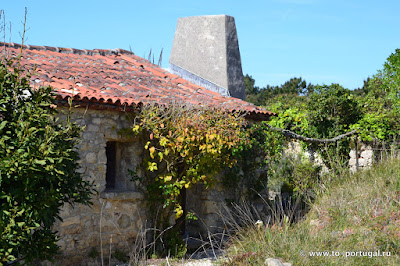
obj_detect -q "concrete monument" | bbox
[169,15,246,100]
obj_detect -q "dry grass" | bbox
[222,158,400,265]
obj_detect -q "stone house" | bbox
[1,15,274,263]
[0,27,269,265]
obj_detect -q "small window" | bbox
[104,140,141,192]
[105,141,117,190]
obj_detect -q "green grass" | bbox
[223,158,400,265]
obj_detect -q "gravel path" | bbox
[146,258,215,265]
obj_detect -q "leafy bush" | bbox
[0,58,93,264]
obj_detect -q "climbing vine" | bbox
[133,103,248,219]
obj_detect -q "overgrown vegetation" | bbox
[223,122,284,203]
[244,48,400,175]
[128,46,400,261]
[0,58,93,263]
[2,8,399,263]
[223,157,400,265]
[220,47,400,265]
[133,103,247,216]
[132,103,250,256]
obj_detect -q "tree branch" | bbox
[264,124,357,144]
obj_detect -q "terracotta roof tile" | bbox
[1,42,274,120]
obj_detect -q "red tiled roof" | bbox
[1,42,274,120]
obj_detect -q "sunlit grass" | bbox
[223,158,400,265]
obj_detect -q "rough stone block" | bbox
[361,149,373,159]
[92,117,101,125]
[97,150,107,164]
[87,124,100,132]
[85,152,97,164]
[117,214,131,229]
[63,224,82,235]
[358,158,366,166]
[265,258,292,266]
[203,200,218,214]
[61,216,81,227]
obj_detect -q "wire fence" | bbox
[353,139,400,171]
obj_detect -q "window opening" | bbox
[105,141,117,190]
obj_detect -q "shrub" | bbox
[0,58,93,263]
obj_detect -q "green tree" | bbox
[244,74,261,104]
[279,77,308,95]
[351,50,400,141]
[378,48,400,113]
[308,84,360,138]
[307,84,361,168]
[244,75,313,107]
[0,58,93,264]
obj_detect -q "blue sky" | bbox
[3,0,400,90]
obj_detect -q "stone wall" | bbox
[186,182,229,237]
[283,141,327,172]
[284,140,378,173]
[349,141,400,172]
[349,142,374,172]
[52,107,241,264]
[53,108,147,265]
[51,107,283,263]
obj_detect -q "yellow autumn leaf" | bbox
[175,207,183,219]
[144,141,151,149]
[132,124,140,133]
[158,152,163,162]
[160,137,168,146]
[149,146,155,159]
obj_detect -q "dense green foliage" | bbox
[352,50,400,142]
[379,48,400,112]
[0,59,93,264]
[224,48,400,265]
[245,75,312,107]
[244,48,400,191]
[245,49,400,145]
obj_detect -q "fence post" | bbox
[355,136,359,171]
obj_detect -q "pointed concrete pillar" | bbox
[169,15,246,100]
